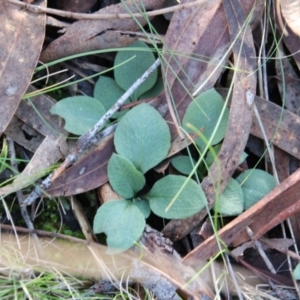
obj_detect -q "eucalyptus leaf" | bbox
[148,175,206,219]
[214,178,244,216]
[182,89,229,151]
[108,153,145,199]
[50,96,106,135]
[93,76,128,118]
[171,155,196,175]
[114,103,171,173]
[114,40,157,100]
[133,198,151,218]
[236,169,276,210]
[93,199,145,252]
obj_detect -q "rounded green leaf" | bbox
[148,175,206,219]
[182,89,229,151]
[236,169,276,210]
[204,144,222,168]
[114,40,157,100]
[133,198,151,218]
[238,152,248,165]
[93,76,129,118]
[171,155,196,175]
[108,153,145,199]
[293,263,300,280]
[93,199,145,252]
[139,76,164,100]
[114,103,171,173]
[50,96,106,135]
[214,179,244,216]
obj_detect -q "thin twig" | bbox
[5,0,210,20]
[7,137,44,253]
[7,138,34,231]
[22,58,161,206]
[246,227,276,274]
[225,253,243,300]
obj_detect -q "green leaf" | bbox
[93,199,145,252]
[50,96,106,135]
[238,152,248,165]
[114,40,157,100]
[108,153,145,199]
[293,263,300,280]
[93,76,129,118]
[133,198,151,218]
[236,169,276,210]
[182,89,229,151]
[214,179,244,216]
[139,76,164,100]
[148,175,206,219]
[204,144,222,168]
[170,155,196,175]
[114,103,171,173]
[203,146,247,174]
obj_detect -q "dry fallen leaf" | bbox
[0,1,46,136]
[40,0,164,62]
[0,87,68,196]
[47,134,114,196]
[183,166,300,263]
[279,0,300,36]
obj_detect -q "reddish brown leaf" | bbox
[0,1,46,136]
[183,167,300,263]
[251,95,300,160]
[47,135,114,196]
[237,258,294,287]
[40,0,164,62]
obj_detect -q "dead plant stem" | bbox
[5,0,214,20]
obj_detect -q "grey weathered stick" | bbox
[22,58,161,206]
[6,0,208,20]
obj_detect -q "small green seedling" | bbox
[183,88,229,151]
[50,40,163,134]
[293,263,300,280]
[236,169,276,210]
[179,89,275,216]
[93,103,207,252]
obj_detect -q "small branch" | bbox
[7,137,43,253]
[5,0,209,20]
[7,138,34,231]
[22,58,161,206]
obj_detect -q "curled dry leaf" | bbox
[0,87,68,196]
[40,0,164,62]
[279,0,300,36]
